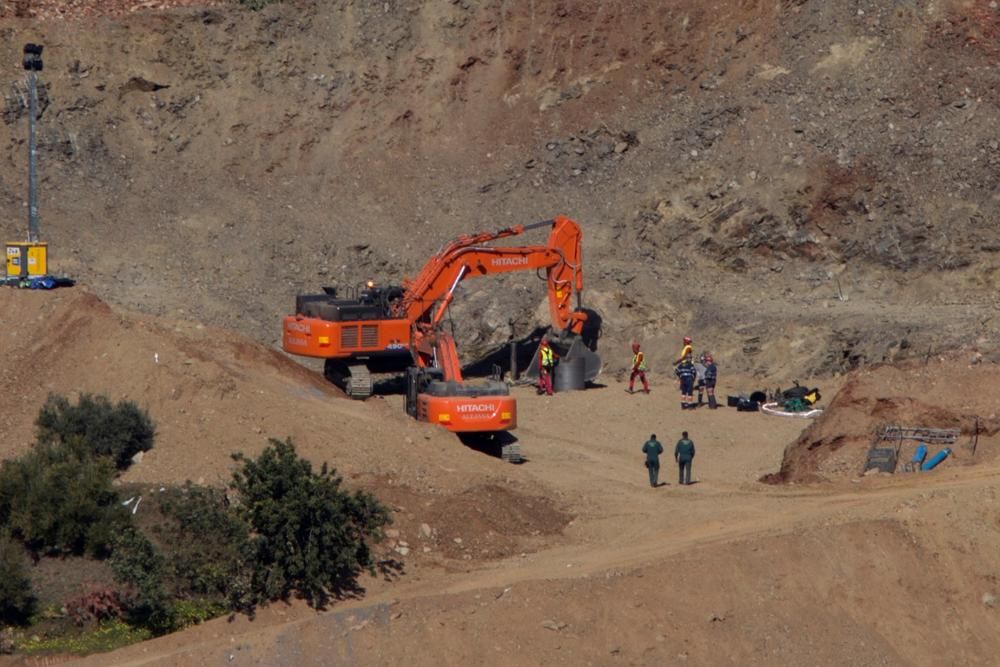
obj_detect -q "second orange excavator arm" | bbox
[413,329,465,381]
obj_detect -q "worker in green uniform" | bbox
[675,431,695,485]
[642,434,663,488]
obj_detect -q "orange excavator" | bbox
[282,215,600,434]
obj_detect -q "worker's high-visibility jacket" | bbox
[632,352,647,371]
[540,346,555,369]
[676,343,693,365]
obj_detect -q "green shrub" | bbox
[0,439,126,557]
[168,598,228,628]
[236,0,281,9]
[109,519,233,634]
[108,528,173,634]
[152,484,251,600]
[36,394,155,470]
[0,532,36,626]
[230,439,391,609]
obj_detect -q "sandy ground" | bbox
[2,288,1000,665]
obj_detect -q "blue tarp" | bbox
[1,275,75,289]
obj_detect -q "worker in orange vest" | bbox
[627,342,650,394]
[674,335,693,366]
[537,339,556,396]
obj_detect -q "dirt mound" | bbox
[0,286,335,477]
[0,287,517,496]
[370,481,572,565]
[767,357,1000,483]
[0,286,575,570]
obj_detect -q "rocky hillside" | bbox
[0,0,997,380]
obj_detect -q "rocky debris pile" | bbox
[0,0,222,20]
[475,127,639,196]
[371,482,572,565]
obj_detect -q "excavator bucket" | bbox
[523,333,601,387]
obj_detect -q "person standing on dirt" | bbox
[642,434,663,487]
[675,357,697,409]
[537,339,556,396]
[694,353,707,406]
[675,431,695,485]
[703,354,719,409]
[627,342,650,394]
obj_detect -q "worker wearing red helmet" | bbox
[627,342,650,394]
[537,338,556,396]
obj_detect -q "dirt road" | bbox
[68,424,1000,666]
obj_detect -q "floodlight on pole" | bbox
[4,43,49,279]
[24,43,43,244]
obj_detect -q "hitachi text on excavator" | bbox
[281,215,601,434]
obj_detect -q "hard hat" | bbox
[683,336,692,344]
[366,280,375,289]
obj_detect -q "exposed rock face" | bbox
[0,0,996,381]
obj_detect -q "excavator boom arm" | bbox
[401,216,585,334]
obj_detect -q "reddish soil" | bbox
[771,358,1000,483]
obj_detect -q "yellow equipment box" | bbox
[5,242,48,278]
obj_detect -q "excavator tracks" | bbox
[324,360,373,400]
[500,442,522,464]
[346,364,373,399]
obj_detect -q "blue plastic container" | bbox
[912,444,928,465]
[921,447,951,471]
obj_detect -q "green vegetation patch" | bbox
[16,621,151,656]
[0,438,127,558]
[232,438,392,610]
[0,532,36,626]
[235,0,282,10]
[1,395,390,656]
[36,393,155,471]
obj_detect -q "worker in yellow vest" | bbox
[537,339,556,396]
[627,342,650,394]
